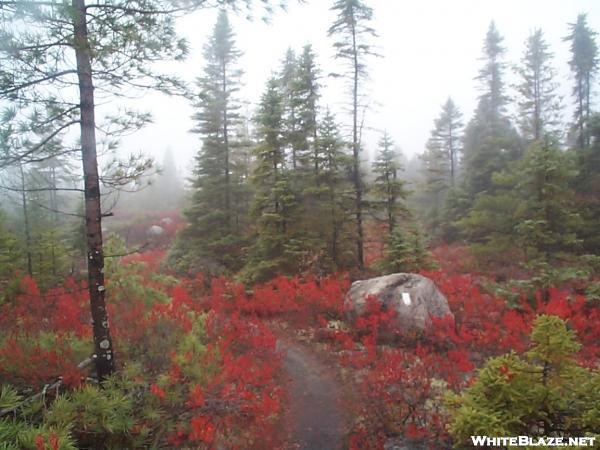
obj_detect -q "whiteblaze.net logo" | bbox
[471,436,596,447]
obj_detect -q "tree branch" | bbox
[0,355,96,418]
[0,184,84,193]
[0,119,80,168]
[0,70,78,96]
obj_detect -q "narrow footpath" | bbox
[278,337,347,450]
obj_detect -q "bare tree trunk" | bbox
[351,20,364,271]
[73,0,114,381]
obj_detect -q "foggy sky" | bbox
[118,0,600,176]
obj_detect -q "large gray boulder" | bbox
[345,273,452,332]
[146,225,164,237]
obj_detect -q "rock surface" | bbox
[345,273,452,332]
[146,225,164,237]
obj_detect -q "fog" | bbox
[118,0,600,173]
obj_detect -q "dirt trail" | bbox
[278,337,347,450]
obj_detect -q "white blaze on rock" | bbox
[402,292,411,306]
[344,273,453,332]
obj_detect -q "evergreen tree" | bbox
[420,98,463,233]
[328,0,378,271]
[462,22,521,200]
[175,10,244,275]
[242,78,299,283]
[427,98,463,187]
[573,114,600,253]
[278,44,323,267]
[447,315,600,445]
[380,227,433,274]
[515,29,563,144]
[370,131,408,234]
[0,211,22,289]
[279,48,300,169]
[459,140,579,269]
[563,14,599,148]
[293,44,321,177]
[230,115,255,235]
[310,109,353,270]
[512,141,580,264]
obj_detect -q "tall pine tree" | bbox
[312,109,353,269]
[420,98,463,233]
[328,0,378,271]
[462,22,521,200]
[515,29,563,144]
[242,78,299,283]
[174,10,244,275]
[563,14,599,148]
[370,131,408,234]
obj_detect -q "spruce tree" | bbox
[573,114,600,253]
[293,44,321,177]
[447,316,600,444]
[421,98,463,233]
[462,22,521,200]
[175,10,244,275]
[428,98,463,187]
[516,29,563,144]
[279,48,300,170]
[459,140,579,269]
[0,211,22,289]
[328,0,378,271]
[370,131,408,234]
[312,109,353,269]
[380,227,433,274]
[513,141,580,264]
[563,14,599,148]
[242,78,299,283]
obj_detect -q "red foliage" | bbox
[188,415,216,444]
[34,434,60,450]
[3,249,598,450]
[0,261,285,448]
[121,249,167,272]
[315,270,598,448]
[111,211,184,249]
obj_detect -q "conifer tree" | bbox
[563,14,599,148]
[0,211,22,289]
[242,78,299,283]
[515,29,563,144]
[573,114,600,253]
[459,140,579,269]
[427,98,463,187]
[420,98,463,233]
[447,315,600,444]
[293,44,321,177]
[512,141,580,264]
[230,115,255,235]
[328,0,378,271]
[380,227,433,274]
[370,132,408,234]
[175,10,244,275]
[311,109,352,269]
[279,48,301,170]
[462,22,521,199]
